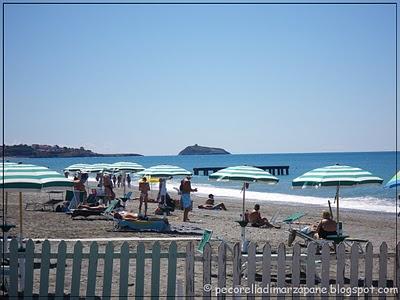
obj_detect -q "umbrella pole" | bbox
[336,185,340,235]
[5,191,8,223]
[19,192,23,244]
[241,182,246,245]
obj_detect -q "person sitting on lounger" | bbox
[315,211,337,239]
[198,194,227,210]
[248,204,280,228]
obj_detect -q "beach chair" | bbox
[282,212,306,229]
[113,216,171,232]
[119,192,133,206]
[197,229,213,254]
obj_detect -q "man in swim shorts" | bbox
[179,176,197,222]
[139,177,150,216]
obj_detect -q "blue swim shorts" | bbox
[181,193,192,209]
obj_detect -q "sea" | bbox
[5,151,398,213]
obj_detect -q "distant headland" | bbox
[178,144,230,155]
[4,144,142,158]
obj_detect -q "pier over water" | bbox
[193,166,289,176]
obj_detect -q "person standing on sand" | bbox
[103,174,115,205]
[127,174,131,188]
[117,174,122,188]
[180,176,197,222]
[112,175,117,188]
[139,177,150,216]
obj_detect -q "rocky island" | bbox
[5,144,142,158]
[178,144,230,155]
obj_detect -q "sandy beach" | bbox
[1,186,397,297]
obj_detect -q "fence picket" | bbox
[321,243,330,299]
[261,243,271,300]
[151,241,161,299]
[217,242,227,300]
[167,241,178,298]
[55,241,67,298]
[119,242,130,298]
[23,239,35,299]
[70,241,83,300]
[350,243,359,299]
[247,242,257,299]
[39,240,51,298]
[203,242,212,299]
[135,242,145,298]
[185,241,195,299]
[277,243,286,298]
[86,242,99,300]
[292,243,301,300]
[306,242,316,300]
[9,239,19,298]
[336,243,346,300]
[378,242,388,300]
[232,242,241,299]
[102,242,114,299]
[364,242,373,299]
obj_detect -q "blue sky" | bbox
[3,3,397,155]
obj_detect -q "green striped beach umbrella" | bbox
[209,166,279,245]
[1,163,73,239]
[111,162,144,172]
[137,165,191,178]
[385,171,400,188]
[292,164,383,234]
[64,163,91,172]
[82,163,113,173]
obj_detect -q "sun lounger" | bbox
[71,199,121,219]
[114,217,170,232]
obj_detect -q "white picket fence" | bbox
[1,239,399,298]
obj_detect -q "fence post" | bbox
[277,243,286,299]
[23,239,35,298]
[135,242,145,298]
[247,242,257,300]
[232,242,241,299]
[119,242,130,298]
[55,241,67,298]
[167,241,178,298]
[102,242,114,299]
[203,242,212,299]
[70,241,83,300]
[292,243,301,300]
[306,242,316,300]
[9,239,19,298]
[350,243,360,299]
[379,242,388,300]
[217,242,227,300]
[261,243,271,300]
[39,240,51,298]
[151,241,161,299]
[86,241,99,300]
[364,242,373,299]
[336,243,346,300]
[185,241,195,299]
[321,243,330,299]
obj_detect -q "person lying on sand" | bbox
[113,211,140,221]
[76,203,106,211]
[248,204,280,229]
[198,194,227,211]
